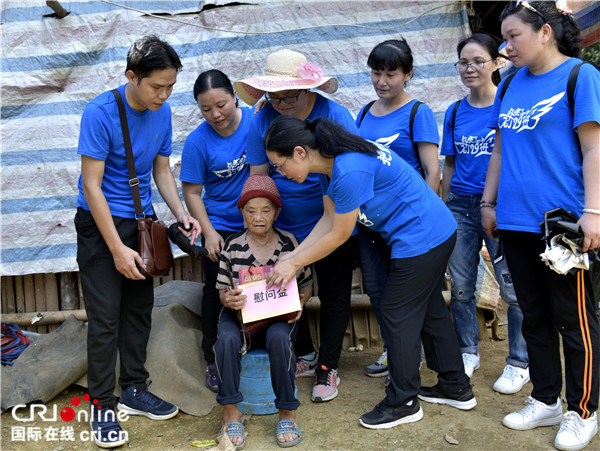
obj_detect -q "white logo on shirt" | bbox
[455,129,495,157]
[213,153,246,179]
[358,209,374,226]
[376,146,392,167]
[375,133,400,148]
[499,92,564,132]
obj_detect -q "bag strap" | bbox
[499,70,518,101]
[409,101,423,168]
[111,89,144,218]
[358,100,376,127]
[451,99,462,152]
[567,62,585,119]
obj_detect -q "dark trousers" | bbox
[356,224,391,345]
[75,208,153,408]
[214,308,300,411]
[311,237,356,369]
[201,229,236,365]
[502,230,599,418]
[381,232,470,407]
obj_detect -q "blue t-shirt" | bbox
[179,107,252,231]
[488,58,600,233]
[325,145,456,258]
[356,99,439,170]
[246,93,359,241]
[441,98,496,195]
[76,84,172,218]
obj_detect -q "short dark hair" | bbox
[500,1,581,57]
[125,35,182,83]
[457,33,505,86]
[193,69,235,102]
[367,38,414,74]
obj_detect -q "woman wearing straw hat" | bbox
[234,49,358,403]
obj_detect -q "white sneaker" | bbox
[555,411,598,451]
[502,396,563,431]
[493,365,530,394]
[462,353,480,378]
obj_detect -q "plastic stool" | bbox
[238,348,298,415]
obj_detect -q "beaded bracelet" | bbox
[480,200,497,208]
[583,208,600,215]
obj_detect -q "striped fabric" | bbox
[1,0,472,276]
[216,227,312,290]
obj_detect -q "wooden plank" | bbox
[23,274,36,331]
[15,276,25,314]
[174,257,183,280]
[45,273,60,332]
[77,272,85,309]
[60,272,79,310]
[1,276,15,314]
[193,258,204,283]
[34,273,48,333]
[352,310,369,348]
[342,315,353,349]
[182,256,194,281]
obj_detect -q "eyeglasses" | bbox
[454,60,494,71]
[265,90,303,105]
[509,1,545,20]
[272,157,289,173]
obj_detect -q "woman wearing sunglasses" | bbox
[481,2,599,449]
[441,33,529,393]
[234,49,358,404]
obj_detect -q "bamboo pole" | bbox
[46,1,69,18]
[1,309,87,327]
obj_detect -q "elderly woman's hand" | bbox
[219,287,246,310]
[288,285,312,323]
[266,256,299,291]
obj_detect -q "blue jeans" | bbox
[446,192,528,368]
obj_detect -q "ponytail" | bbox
[264,116,378,159]
[500,1,581,57]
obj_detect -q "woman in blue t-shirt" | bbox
[481,3,599,449]
[180,70,251,394]
[234,49,358,404]
[356,38,440,378]
[264,115,476,430]
[441,33,529,394]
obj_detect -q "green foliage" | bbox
[581,42,600,70]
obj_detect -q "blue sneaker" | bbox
[117,381,178,420]
[90,406,128,448]
[206,363,219,393]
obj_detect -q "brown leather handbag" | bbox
[112,89,174,277]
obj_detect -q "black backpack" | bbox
[358,100,424,172]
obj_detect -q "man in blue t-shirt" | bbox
[75,36,200,448]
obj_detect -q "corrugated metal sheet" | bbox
[1,0,471,275]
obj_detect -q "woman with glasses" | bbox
[234,49,358,404]
[441,33,529,394]
[355,38,440,380]
[481,2,599,449]
[263,115,475,430]
[180,70,251,394]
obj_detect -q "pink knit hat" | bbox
[237,175,282,210]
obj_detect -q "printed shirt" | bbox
[179,107,252,231]
[356,99,439,170]
[441,98,496,195]
[76,84,172,218]
[216,228,312,289]
[246,93,359,241]
[488,58,600,233]
[325,145,456,258]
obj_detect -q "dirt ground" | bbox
[2,317,597,451]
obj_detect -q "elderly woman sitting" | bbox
[214,175,312,449]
